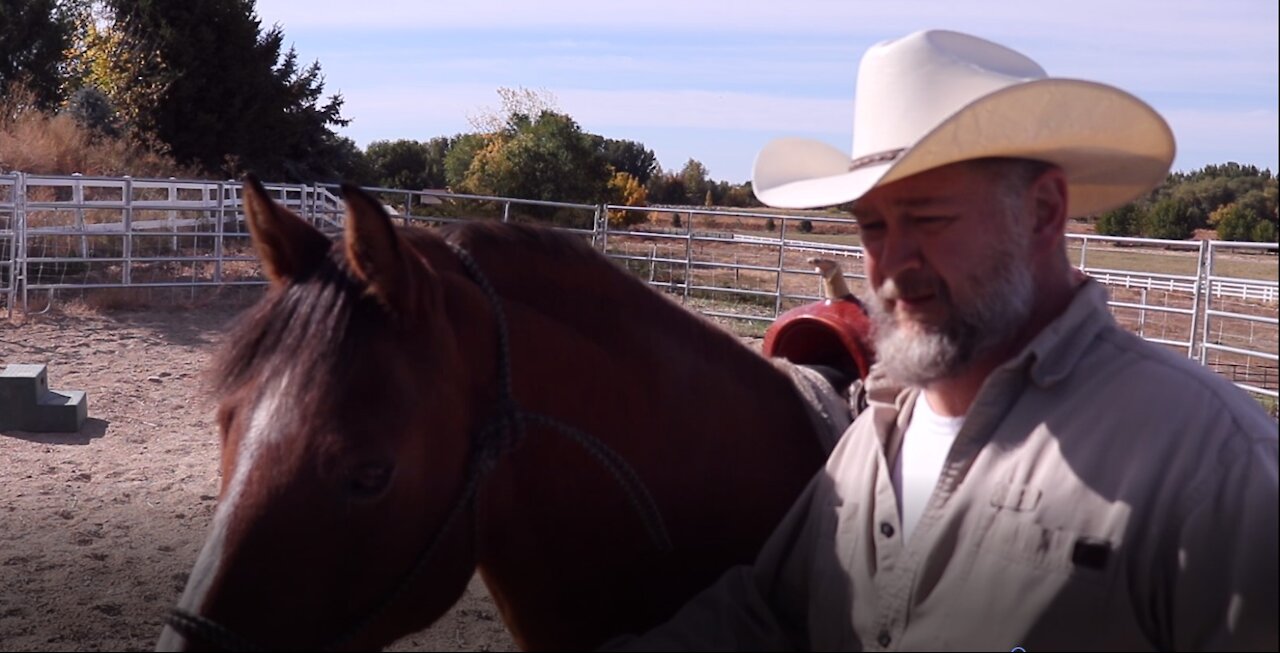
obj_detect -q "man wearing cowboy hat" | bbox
[609,29,1278,651]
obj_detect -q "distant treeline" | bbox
[2,1,1274,240]
[1095,163,1278,242]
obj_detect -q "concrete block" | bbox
[0,364,89,433]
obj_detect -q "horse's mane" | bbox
[215,220,753,401]
[433,221,749,356]
[434,220,595,266]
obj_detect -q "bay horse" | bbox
[157,178,862,651]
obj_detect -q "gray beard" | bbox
[870,252,1034,387]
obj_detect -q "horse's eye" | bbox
[346,462,394,499]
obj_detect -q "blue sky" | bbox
[253,0,1278,184]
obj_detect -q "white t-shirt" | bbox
[891,394,965,542]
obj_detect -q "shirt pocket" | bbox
[968,512,1125,647]
[986,509,1117,581]
[970,508,1121,633]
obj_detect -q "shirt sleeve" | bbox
[600,471,832,652]
[1171,428,1279,651]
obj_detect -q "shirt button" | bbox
[880,522,895,537]
[877,630,892,647]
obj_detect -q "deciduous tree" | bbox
[444,133,487,190]
[1097,203,1141,237]
[467,86,557,134]
[680,158,709,206]
[598,138,658,185]
[366,139,431,190]
[646,171,686,205]
[607,171,647,226]
[1214,202,1258,242]
[1141,197,1196,240]
[458,111,611,216]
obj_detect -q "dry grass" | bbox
[0,86,192,178]
[1070,243,1277,282]
[765,230,1277,283]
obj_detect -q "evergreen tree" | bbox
[63,85,120,137]
[0,0,77,110]
[93,0,348,180]
[315,134,372,185]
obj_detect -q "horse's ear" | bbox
[242,175,330,284]
[341,183,410,312]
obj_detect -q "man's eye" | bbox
[913,216,953,229]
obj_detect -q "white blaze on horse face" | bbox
[168,375,292,618]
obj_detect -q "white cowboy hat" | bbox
[752,29,1176,217]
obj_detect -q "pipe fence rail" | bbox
[2,172,1276,405]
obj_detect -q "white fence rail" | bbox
[2,172,1276,402]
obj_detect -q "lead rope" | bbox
[164,611,259,652]
[167,242,670,652]
[444,242,671,551]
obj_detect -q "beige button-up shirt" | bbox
[612,280,1278,651]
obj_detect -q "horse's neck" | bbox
[426,228,827,650]
[406,224,817,450]
[451,229,806,439]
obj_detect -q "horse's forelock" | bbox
[213,253,381,404]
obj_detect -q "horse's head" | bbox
[158,179,484,651]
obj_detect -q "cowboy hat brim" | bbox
[753,79,1176,217]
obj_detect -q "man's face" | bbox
[853,161,1036,386]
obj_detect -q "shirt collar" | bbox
[1012,278,1114,389]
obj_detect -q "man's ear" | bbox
[1029,166,1069,251]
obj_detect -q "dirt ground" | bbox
[2,268,1273,651]
[0,294,516,652]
